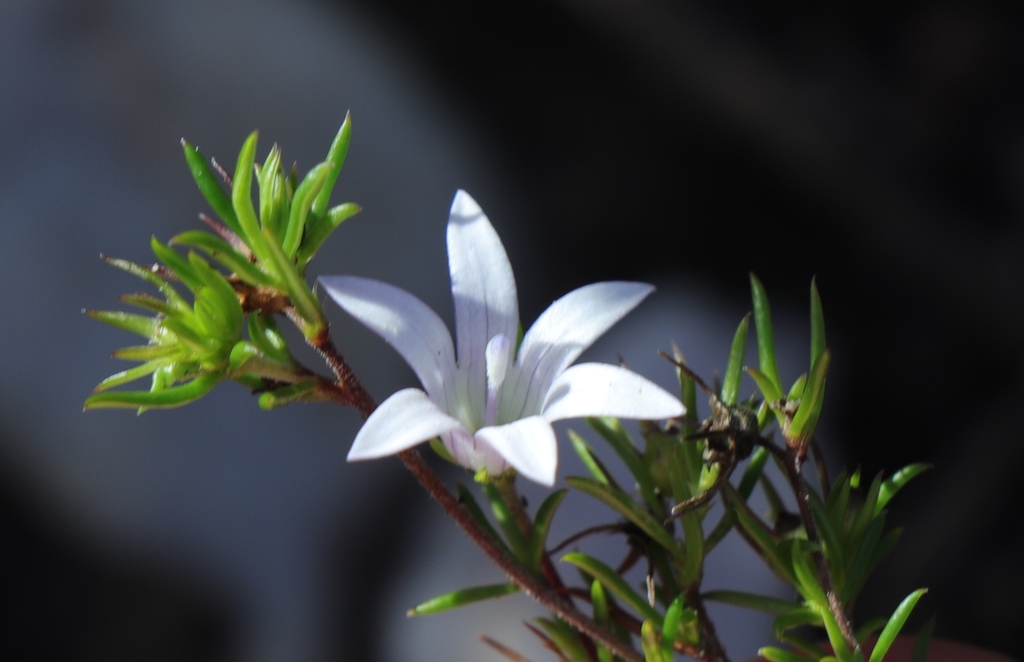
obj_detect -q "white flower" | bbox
[320,190,684,486]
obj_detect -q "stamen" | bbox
[485,334,511,425]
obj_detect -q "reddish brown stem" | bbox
[309,324,643,662]
[781,447,860,655]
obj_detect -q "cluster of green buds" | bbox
[85,115,359,411]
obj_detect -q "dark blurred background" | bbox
[2,1,1022,660]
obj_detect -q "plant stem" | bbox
[780,447,860,655]
[686,584,729,662]
[399,450,638,661]
[309,326,643,662]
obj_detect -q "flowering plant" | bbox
[86,119,930,662]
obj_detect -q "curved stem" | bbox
[399,450,637,661]
[780,447,860,655]
[308,325,643,662]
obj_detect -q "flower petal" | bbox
[347,388,465,461]
[505,281,655,417]
[320,275,456,404]
[447,190,519,423]
[541,363,685,422]
[476,416,558,487]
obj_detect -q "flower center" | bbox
[484,334,511,426]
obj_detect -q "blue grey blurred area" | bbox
[0,3,777,660]
[1,1,524,660]
[5,1,1024,661]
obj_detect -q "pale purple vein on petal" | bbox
[506,281,655,417]
[446,190,519,423]
[320,275,456,403]
[541,363,685,422]
[476,416,558,487]
[347,388,465,460]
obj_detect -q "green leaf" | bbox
[679,508,705,587]
[100,255,189,311]
[587,417,662,517]
[297,202,361,265]
[868,589,927,662]
[532,618,592,662]
[194,287,236,340]
[702,590,800,616]
[591,579,610,623]
[150,237,201,291]
[810,277,826,365]
[591,581,615,662]
[529,489,567,573]
[846,473,880,542]
[721,313,751,406]
[704,445,770,551]
[807,490,846,591]
[746,366,784,403]
[160,316,216,355]
[750,273,782,393]
[111,344,182,361]
[257,145,287,241]
[180,139,241,236]
[842,516,886,603]
[790,541,827,607]
[854,617,887,645]
[817,606,853,662]
[640,619,661,662]
[117,293,176,317]
[91,360,166,392]
[310,113,352,219]
[84,373,222,410]
[737,445,771,496]
[189,254,242,320]
[672,347,700,429]
[455,483,512,556]
[247,314,292,364]
[824,470,853,525]
[787,373,807,400]
[758,646,815,662]
[565,476,683,561]
[428,437,455,463]
[568,430,612,485]
[876,464,930,515]
[561,552,660,622]
[480,481,530,563]
[787,348,830,445]
[231,131,276,267]
[407,583,519,616]
[85,310,158,338]
[171,230,274,286]
[664,442,705,585]
[282,161,333,258]
[771,607,822,639]
[726,484,794,583]
[227,341,300,382]
[660,595,684,657]
[257,381,323,410]
[258,227,324,337]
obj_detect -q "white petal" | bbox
[442,427,509,478]
[347,388,465,461]
[476,416,558,487]
[505,282,655,417]
[320,275,456,404]
[541,363,685,422]
[446,190,519,421]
